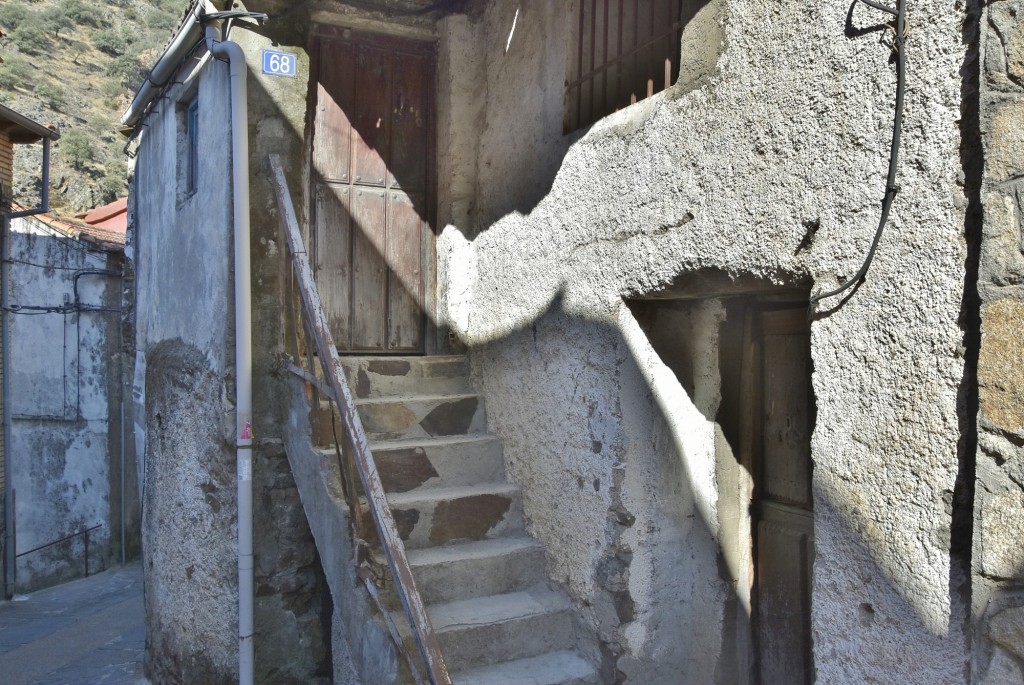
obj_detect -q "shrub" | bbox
[0,4,30,31]
[145,9,178,33]
[105,54,142,88]
[12,22,50,55]
[92,28,132,56]
[101,78,125,98]
[0,55,31,91]
[58,0,100,28]
[97,172,125,202]
[60,130,95,169]
[41,6,73,38]
[36,81,65,109]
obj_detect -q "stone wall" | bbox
[974,1,1024,682]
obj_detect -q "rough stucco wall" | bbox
[132,53,238,683]
[143,340,237,684]
[8,219,123,592]
[974,1,1024,683]
[441,0,970,681]
[132,18,328,681]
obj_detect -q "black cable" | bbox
[810,0,906,309]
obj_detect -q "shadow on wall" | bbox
[468,282,969,681]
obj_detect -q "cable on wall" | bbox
[810,0,907,309]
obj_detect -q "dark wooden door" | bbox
[311,30,434,353]
[753,307,815,685]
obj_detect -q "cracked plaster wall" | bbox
[440,0,972,681]
[6,217,127,593]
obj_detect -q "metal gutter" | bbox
[119,1,217,130]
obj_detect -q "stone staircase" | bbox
[315,355,598,685]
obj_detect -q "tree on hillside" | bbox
[60,130,95,169]
[41,7,73,39]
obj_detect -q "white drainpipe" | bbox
[205,23,254,685]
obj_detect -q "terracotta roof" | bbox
[11,204,125,252]
[77,197,127,234]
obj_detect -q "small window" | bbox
[565,0,685,132]
[185,98,199,195]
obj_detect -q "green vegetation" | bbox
[11,22,50,56]
[92,28,133,56]
[60,130,95,169]
[0,0,188,211]
[0,56,32,91]
[0,4,30,30]
[35,81,65,109]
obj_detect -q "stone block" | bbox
[989,604,1024,660]
[981,647,1024,685]
[989,3,1024,88]
[979,298,1024,432]
[987,102,1024,182]
[981,192,1024,285]
[981,490,1024,578]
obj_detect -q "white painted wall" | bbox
[8,216,124,592]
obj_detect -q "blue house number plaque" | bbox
[261,49,297,77]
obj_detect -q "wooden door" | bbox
[311,29,434,353]
[752,307,815,684]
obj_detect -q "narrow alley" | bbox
[0,563,145,685]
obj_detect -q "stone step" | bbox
[315,434,505,493]
[382,537,547,609]
[452,650,599,685]
[353,393,487,442]
[373,482,524,550]
[398,587,579,673]
[340,355,471,399]
[357,434,505,493]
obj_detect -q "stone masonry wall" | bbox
[975,1,1024,682]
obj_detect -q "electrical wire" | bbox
[810,0,906,309]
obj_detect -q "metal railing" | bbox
[268,154,451,685]
[16,522,103,577]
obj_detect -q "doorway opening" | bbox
[630,280,815,684]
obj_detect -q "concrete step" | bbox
[382,537,547,609]
[340,355,471,399]
[353,393,487,442]
[375,482,524,550]
[398,587,579,673]
[452,650,599,685]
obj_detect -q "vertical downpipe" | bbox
[205,24,254,685]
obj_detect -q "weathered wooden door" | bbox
[752,307,815,684]
[311,29,434,353]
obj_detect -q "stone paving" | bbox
[0,562,147,685]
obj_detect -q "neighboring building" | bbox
[4,207,134,593]
[123,1,1023,684]
[1,104,60,599]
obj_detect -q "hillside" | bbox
[0,0,189,214]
